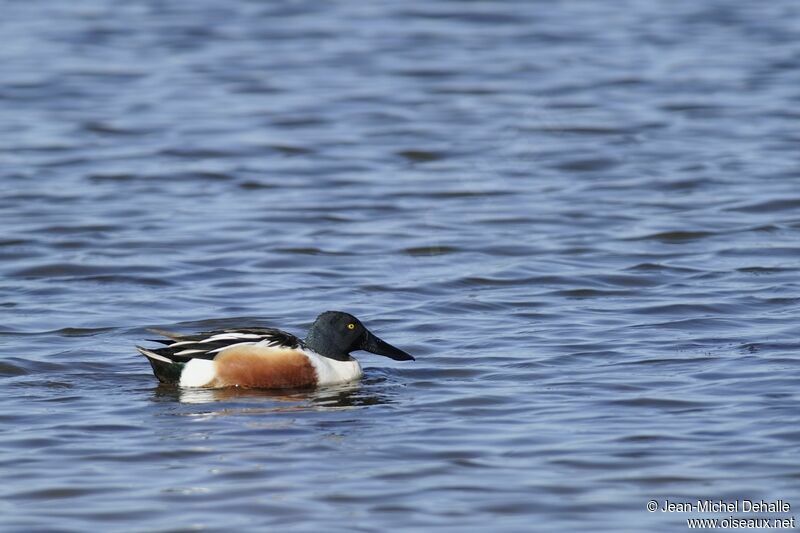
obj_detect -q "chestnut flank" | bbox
[212,346,317,389]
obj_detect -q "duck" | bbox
[137,311,414,389]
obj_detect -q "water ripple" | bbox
[2,1,800,531]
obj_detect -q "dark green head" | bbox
[304,311,414,362]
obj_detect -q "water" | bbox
[2,1,800,531]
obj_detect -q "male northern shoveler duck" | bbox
[137,311,414,389]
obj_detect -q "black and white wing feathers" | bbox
[141,327,304,363]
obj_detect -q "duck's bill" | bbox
[360,331,415,361]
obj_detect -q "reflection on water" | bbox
[151,373,394,411]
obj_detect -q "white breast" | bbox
[303,349,362,386]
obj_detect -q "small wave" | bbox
[625,230,715,243]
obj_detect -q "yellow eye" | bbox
[347,323,355,330]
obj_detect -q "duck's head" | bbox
[304,311,415,362]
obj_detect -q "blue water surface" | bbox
[1,1,800,531]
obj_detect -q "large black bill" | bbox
[360,331,415,361]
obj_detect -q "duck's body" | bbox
[138,328,362,388]
[137,312,413,389]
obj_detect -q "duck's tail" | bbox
[136,346,184,384]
